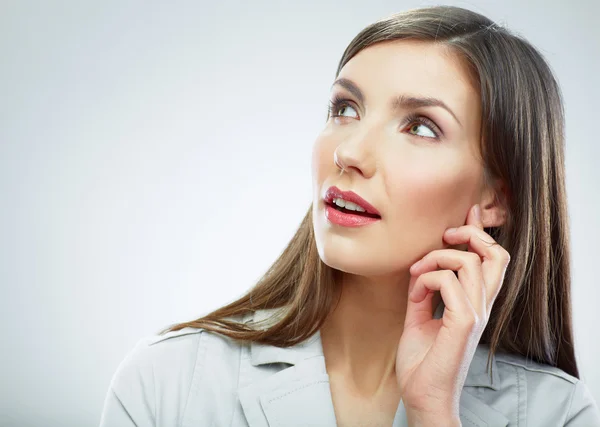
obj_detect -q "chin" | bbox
[311,202,413,278]
[314,231,396,278]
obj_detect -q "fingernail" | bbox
[446,227,457,234]
[474,204,481,221]
[410,260,422,271]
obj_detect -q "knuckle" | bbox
[467,252,481,265]
[419,252,432,264]
[494,246,510,264]
[442,270,456,284]
[413,275,423,288]
[462,311,479,331]
[415,273,430,288]
[466,224,477,233]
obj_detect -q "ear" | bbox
[480,178,508,228]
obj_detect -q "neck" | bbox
[320,270,440,398]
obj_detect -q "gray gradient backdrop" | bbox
[1,1,598,426]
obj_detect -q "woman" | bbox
[100,6,599,426]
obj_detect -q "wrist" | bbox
[406,409,461,427]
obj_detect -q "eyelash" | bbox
[403,113,442,139]
[327,94,355,119]
[327,95,443,140]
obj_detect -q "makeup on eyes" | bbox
[402,112,443,139]
[327,92,445,140]
[327,93,359,119]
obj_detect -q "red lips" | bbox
[324,186,381,217]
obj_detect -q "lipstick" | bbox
[323,186,381,227]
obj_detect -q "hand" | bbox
[395,204,511,425]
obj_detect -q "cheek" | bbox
[384,157,480,229]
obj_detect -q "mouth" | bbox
[325,200,381,218]
[323,186,382,220]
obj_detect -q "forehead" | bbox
[337,40,479,114]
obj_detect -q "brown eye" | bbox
[328,96,359,120]
[407,121,437,138]
[336,104,358,118]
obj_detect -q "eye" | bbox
[327,96,359,120]
[336,104,358,118]
[404,114,441,139]
[408,123,436,138]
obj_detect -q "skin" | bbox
[311,40,510,425]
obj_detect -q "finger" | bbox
[410,270,483,370]
[410,249,486,315]
[410,270,477,331]
[404,275,436,328]
[443,225,510,308]
[469,204,484,230]
[443,224,503,262]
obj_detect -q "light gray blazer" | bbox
[100,307,600,426]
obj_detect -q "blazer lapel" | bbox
[238,355,337,427]
[237,308,337,427]
[238,306,509,427]
[459,390,509,427]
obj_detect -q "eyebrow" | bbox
[331,77,462,128]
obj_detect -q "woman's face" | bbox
[311,40,485,278]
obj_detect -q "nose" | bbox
[333,128,377,179]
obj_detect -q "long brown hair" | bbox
[164,5,578,378]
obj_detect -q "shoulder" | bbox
[110,327,203,391]
[105,328,205,422]
[494,350,579,385]
[112,324,247,392]
[492,351,600,425]
[103,325,247,426]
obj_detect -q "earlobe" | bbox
[481,205,507,227]
[480,180,509,228]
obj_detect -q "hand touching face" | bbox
[396,204,511,423]
[311,40,505,278]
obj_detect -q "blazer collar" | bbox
[245,304,500,390]
[247,307,325,366]
[238,304,508,427]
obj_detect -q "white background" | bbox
[1,1,598,426]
